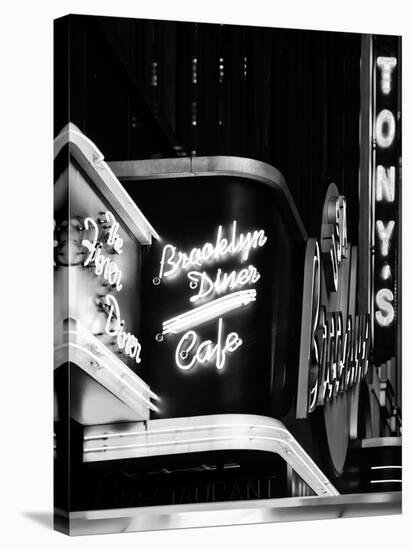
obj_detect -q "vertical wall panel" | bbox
[58,16,361,241]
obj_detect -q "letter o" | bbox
[376,109,396,149]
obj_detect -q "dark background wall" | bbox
[55,14,361,242]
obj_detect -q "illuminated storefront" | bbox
[54,17,401,535]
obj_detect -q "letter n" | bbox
[376,165,395,202]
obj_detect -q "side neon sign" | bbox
[81,211,143,364]
[297,185,370,418]
[372,36,400,362]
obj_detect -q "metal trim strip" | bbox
[54,122,160,244]
[83,414,339,497]
[58,492,401,535]
[108,156,307,243]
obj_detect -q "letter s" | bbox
[375,288,395,326]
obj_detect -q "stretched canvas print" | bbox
[53,14,402,535]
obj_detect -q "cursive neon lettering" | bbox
[175,318,242,371]
[82,212,123,291]
[158,221,267,280]
[104,295,142,363]
[81,212,142,364]
[188,265,261,303]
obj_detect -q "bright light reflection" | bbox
[188,265,260,303]
[162,289,256,335]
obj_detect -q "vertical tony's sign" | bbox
[373,36,401,363]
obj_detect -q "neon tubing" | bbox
[162,289,256,334]
[55,343,159,412]
[65,325,159,401]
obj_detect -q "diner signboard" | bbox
[53,14,402,536]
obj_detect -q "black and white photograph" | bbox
[1,1,409,548]
[53,12,402,535]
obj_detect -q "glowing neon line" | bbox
[163,301,249,335]
[84,435,292,454]
[163,290,255,326]
[162,289,256,334]
[84,434,337,495]
[83,420,339,495]
[188,265,260,303]
[158,221,267,280]
[371,465,402,470]
[370,479,402,484]
[84,422,292,441]
[163,294,255,331]
[65,327,159,400]
[104,294,142,364]
[55,342,159,412]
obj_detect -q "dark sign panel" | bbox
[372,35,401,364]
[119,159,306,421]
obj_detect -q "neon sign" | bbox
[175,318,243,371]
[162,290,257,335]
[82,215,123,291]
[82,211,143,364]
[157,221,266,371]
[377,56,397,94]
[187,265,260,303]
[297,185,370,418]
[158,221,267,280]
[104,294,142,362]
[373,38,400,343]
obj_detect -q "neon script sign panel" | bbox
[156,221,267,371]
[82,211,142,364]
[297,186,370,418]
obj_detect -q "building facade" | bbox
[54,15,401,535]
